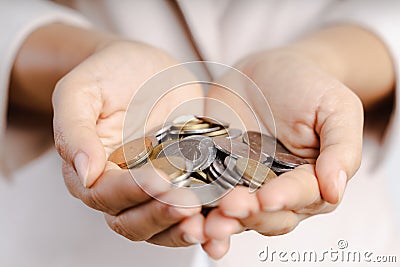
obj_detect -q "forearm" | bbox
[9,23,115,113]
[286,24,395,108]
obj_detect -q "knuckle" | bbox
[149,202,170,229]
[84,188,110,212]
[53,127,70,161]
[108,215,144,242]
[170,233,187,247]
[62,161,83,199]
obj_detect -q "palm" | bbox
[56,41,203,156]
[206,50,362,203]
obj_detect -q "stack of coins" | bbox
[109,115,309,207]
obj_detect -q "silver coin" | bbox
[207,166,234,189]
[185,136,216,170]
[226,128,242,140]
[171,171,192,184]
[212,159,242,186]
[157,139,206,171]
[223,156,249,187]
[195,116,229,128]
[156,131,169,142]
[169,125,221,135]
[273,152,308,168]
[213,136,268,162]
[157,136,214,171]
[243,131,290,157]
[172,176,192,187]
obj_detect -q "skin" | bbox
[9,21,395,260]
[203,24,395,258]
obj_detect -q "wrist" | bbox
[283,24,395,107]
[9,23,117,113]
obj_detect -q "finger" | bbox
[204,209,244,241]
[104,188,201,242]
[53,80,106,188]
[241,210,303,236]
[147,214,206,247]
[315,88,363,204]
[256,164,321,212]
[63,162,172,215]
[202,238,231,260]
[217,186,260,219]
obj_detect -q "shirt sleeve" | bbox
[321,0,400,211]
[0,0,91,175]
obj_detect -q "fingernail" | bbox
[74,152,89,187]
[223,210,249,219]
[183,233,203,244]
[337,170,347,201]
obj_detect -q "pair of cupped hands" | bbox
[53,40,362,259]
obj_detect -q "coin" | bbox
[195,116,229,128]
[109,114,310,209]
[213,136,268,162]
[172,173,192,186]
[208,165,234,189]
[274,152,308,168]
[212,159,242,186]
[150,156,186,180]
[270,165,294,174]
[189,178,208,186]
[223,156,248,186]
[243,131,290,157]
[108,137,153,168]
[157,136,215,171]
[169,125,221,135]
[172,122,211,130]
[235,157,277,187]
[226,128,242,140]
[149,139,177,160]
[193,170,208,181]
[202,127,228,137]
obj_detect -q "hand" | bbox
[203,48,363,258]
[53,40,206,247]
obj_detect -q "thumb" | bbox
[315,90,363,204]
[53,79,106,188]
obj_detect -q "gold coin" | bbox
[202,128,228,137]
[150,156,186,180]
[190,178,207,187]
[108,137,153,168]
[196,116,229,128]
[235,158,277,186]
[149,139,177,160]
[172,122,210,130]
[195,171,207,180]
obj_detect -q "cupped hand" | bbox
[53,41,206,247]
[203,49,363,258]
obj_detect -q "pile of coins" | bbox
[109,115,308,207]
